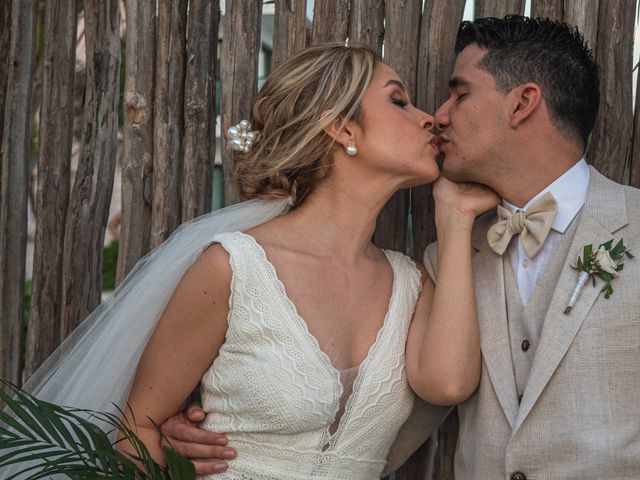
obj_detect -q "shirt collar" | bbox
[502,158,590,234]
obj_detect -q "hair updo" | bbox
[233,42,378,207]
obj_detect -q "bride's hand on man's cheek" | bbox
[433,176,500,220]
[160,402,238,476]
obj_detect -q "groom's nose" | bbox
[434,101,451,132]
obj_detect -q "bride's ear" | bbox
[322,111,355,149]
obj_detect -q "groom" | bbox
[163,16,640,479]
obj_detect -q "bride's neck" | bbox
[284,181,394,260]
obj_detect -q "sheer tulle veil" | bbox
[19,198,289,424]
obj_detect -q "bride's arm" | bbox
[405,177,499,405]
[117,244,232,466]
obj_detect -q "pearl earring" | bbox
[345,140,357,156]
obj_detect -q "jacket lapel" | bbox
[473,213,520,429]
[513,167,628,433]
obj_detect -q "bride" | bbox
[117,43,497,479]
[5,43,497,480]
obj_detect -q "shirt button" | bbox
[521,339,531,352]
[511,473,527,480]
[522,258,529,268]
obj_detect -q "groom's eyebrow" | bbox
[448,77,469,90]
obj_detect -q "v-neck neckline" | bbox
[237,231,399,447]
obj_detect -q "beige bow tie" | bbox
[487,192,558,258]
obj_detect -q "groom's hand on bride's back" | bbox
[160,402,237,476]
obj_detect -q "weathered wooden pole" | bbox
[589,0,634,182]
[475,0,525,18]
[0,0,11,156]
[564,0,599,56]
[0,0,37,385]
[220,1,262,206]
[530,0,564,20]
[60,0,120,340]
[117,0,155,283]
[25,0,77,378]
[311,0,349,45]
[151,0,187,248]
[411,0,466,261]
[373,0,422,253]
[182,0,220,222]
[349,0,384,56]
[273,0,307,68]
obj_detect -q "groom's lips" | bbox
[428,135,441,152]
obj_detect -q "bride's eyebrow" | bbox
[383,79,407,93]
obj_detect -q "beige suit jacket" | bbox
[387,168,640,479]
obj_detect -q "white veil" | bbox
[3,198,289,476]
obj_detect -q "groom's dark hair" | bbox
[456,15,599,149]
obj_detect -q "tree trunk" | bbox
[220,1,262,206]
[273,0,307,68]
[182,0,220,222]
[60,0,120,340]
[475,0,525,18]
[412,0,466,261]
[373,0,422,253]
[117,0,155,283]
[25,0,77,379]
[349,0,384,56]
[589,0,634,182]
[311,0,350,45]
[0,0,37,386]
[151,0,187,248]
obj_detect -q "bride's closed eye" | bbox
[392,97,408,108]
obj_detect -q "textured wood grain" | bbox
[530,0,564,20]
[311,0,349,45]
[182,0,220,221]
[0,0,37,385]
[475,0,525,18]
[220,1,262,205]
[26,0,77,377]
[273,0,307,68]
[349,0,384,56]
[60,0,120,340]
[118,0,155,283]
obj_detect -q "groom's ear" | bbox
[508,83,542,128]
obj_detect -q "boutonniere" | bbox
[564,239,634,314]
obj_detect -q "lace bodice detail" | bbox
[200,232,422,480]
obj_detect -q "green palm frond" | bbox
[0,381,195,479]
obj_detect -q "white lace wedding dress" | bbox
[199,231,422,480]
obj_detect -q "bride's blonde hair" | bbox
[234,42,378,206]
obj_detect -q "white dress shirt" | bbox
[503,159,590,304]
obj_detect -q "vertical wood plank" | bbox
[0,0,37,385]
[60,0,120,339]
[220,1,262,206]
[0,0,11,158]
[273,0,307,68]
[374,0,422,253]
[118,0,155,283]
[412,0,466,261]
[311,0,349,45]
[349,0,384,56]
[564,0,599,55]
[589,0,634,182]
[431,409,459,480]
[530,0,564,21]
[631,61,640,188]
[182,0,220,222]
[26,0,77,377]
[151,0,187,248]
[475,0,525,18]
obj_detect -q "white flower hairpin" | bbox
[227,120,259,153]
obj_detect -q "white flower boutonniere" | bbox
[564,239,634,315]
